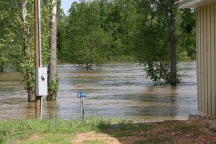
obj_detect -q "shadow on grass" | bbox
[94,118,216,144]
[96,121,171,144]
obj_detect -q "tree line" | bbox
[58,0,196,84]
[0,0,196,102]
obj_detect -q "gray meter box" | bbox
[36,67,48,96]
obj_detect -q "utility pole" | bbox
[34,0,47,119]
[34,0,40,118]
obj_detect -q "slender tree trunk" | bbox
[27,74,35,102]
[22,0,35,102]
[47,0,57,101]
[0,63,3,72]
[169,0,177,85]
[163,0,177,85]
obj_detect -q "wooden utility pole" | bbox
[34,0,41,118]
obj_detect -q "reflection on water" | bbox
[0,62,198,121]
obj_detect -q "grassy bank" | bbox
[0,118,129,144]
[1,117,216,144]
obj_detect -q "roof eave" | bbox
[177,0,216,8]
[177,0,202,8]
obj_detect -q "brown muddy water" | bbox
[0,62,197,121]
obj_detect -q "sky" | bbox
[61,0,78,15]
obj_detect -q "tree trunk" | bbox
[159,0,177,85]
[27,73,35,102]
[0,63,3,72]
[47,0,58,101]
[166,0,177,85]
[22,0,35,102]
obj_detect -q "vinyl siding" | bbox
[196,2,216,117]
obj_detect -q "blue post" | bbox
[80,98,84,119]
[77,91,86,119]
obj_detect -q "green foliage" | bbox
[0,0,196,87]
[19,0,51,96]
[132,1,171,83]
[0,0,53,100]
[57,1,67,61]
[56,0,196,83]
[48,73,59,101]
[0,0,23,72]
[178,9,196,60]
[132,0,195,84]
[141,62,182,84]
[59,0,139,68]
[63,1,112,70]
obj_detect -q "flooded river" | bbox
[0,62,198,121]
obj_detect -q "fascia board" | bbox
[177,0,202,8]
[177,0,216,8]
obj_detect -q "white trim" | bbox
[177,0,216,8]
[177,0,201,8]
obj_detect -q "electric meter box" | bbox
[36,67,48,96]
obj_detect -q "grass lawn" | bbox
[1,117,216,144]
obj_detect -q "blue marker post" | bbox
[77,91,86,119]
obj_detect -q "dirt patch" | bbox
[28,134,44,141]
[73,131,121,144]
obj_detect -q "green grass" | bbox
[20,134,72,144]
[0,118,201,144]
[113,132,135,137]
[0,117,131,144]
[174,124,197,132]
[109,123,156,138]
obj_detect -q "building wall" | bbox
[197,2,216,117]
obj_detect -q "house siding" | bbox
[197,2,216,117]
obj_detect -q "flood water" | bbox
[0,62,198,121]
